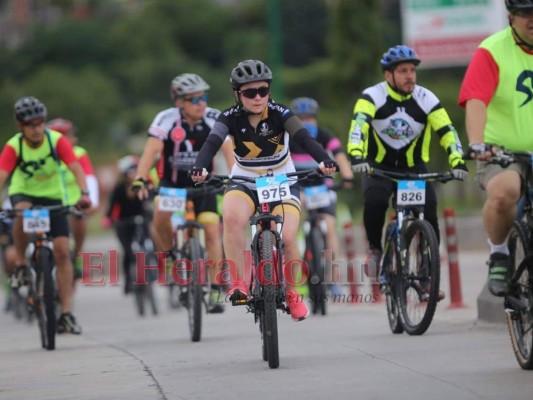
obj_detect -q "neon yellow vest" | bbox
[62,146,87,205]
[481,27,533,151]
[8,130,66,200]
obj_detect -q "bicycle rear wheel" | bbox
[506,221,533,369]
[398,219,440,335]
[184,237,205,342]
[306,225,327,316]
[259,230,279,369]
[36,248,56,350]
[383,223,404,334]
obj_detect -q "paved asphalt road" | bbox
[1,233,533,400]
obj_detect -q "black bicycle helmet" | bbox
[506,0,533,12]
[290,97,319,117]
[170,73,210,100]
[14,96,47,123]
[230,59,272,89]
[380,45,421,71]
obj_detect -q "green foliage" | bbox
[0,0,472,195]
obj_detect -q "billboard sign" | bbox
[401,0,508,68]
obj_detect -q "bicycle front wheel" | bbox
[383,223,404,334]
[506,221,533,369]
[307,225,327,316]
[398,219,440,335]
[184,237,205,342]
[29,266,47,349]
[35,248,56,350]
[259,230,279,369]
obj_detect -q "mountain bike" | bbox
[0,205,81,350]
[156,183,223,342]
[209,168,325,369]
[469,150,533,369]
[123,215,158,316]
[369,168,455,335]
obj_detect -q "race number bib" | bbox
[256,174,290,203]
[397,180,426,206]
[158,187,187,212]
[23,209,50,233]
[303,185,331,209]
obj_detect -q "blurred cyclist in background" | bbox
[102,155,151,294]
[133,73,233,313]
[46,118,99,286]
[289,97,353,296]
[0,96,91,334]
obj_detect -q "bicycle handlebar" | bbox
[0,205,83,221]
[463,149,532,168]
[368,168,456,183]
[205,168,333,187]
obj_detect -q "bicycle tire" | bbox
[506,221,533,369]
[147,281,158,315]
[29,273,47,349]
[260,312,268,361]
[259,230,279,368]
[36,247,56,350]
[307,224,327,315]
[383,223,404,334]
[185,237,204,342]
[398,219,440,335]
[134,284,146,316]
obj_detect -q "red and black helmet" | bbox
[46,118,75,135]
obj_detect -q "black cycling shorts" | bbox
[10,194,70,238]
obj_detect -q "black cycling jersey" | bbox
[194,100,331,171]
[106,181,145,221]
[148,107,219,186]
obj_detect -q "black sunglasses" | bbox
[183,94,208,104]
[239,86,270,99]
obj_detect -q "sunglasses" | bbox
[183,94,208,104]
[239,86,270,99]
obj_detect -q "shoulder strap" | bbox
[45,129,60,164]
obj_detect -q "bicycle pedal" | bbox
[231,298,248,306]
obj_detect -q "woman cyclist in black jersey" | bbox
[190,60,337,321]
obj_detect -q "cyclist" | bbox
[190,59,337,321]
[0,96,91,334]
[1,197,16,312]
[347,46,468,297]
[289,97,353,296]
[102,155,152,294]
[46,118,99,285]
[133,73,233,313]
[458,0,533,296]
